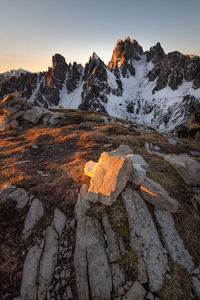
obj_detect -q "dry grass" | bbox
[159,264,191,300]
[106,196,129,238]
[120,249,138,282]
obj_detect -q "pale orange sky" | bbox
[0,0,200,73]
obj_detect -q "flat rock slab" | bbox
[122,188,168,292]
[86,217,112,299]
[140,177,179,212]
[87,152,132,206]
[164,154,200,185]
[74,184,112,300]
[155,209,194,272]
[23,198,44,237]
[38,226,58,300]
[20,242,44,300]
[74,185,90,300]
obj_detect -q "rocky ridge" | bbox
[1,37,200,135]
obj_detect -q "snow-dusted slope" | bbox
[104,54,200,132]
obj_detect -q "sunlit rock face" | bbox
[86,151,133,206]
[108,37,143,77]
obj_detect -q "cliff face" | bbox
[0,37,200,133]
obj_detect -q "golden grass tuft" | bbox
[159,264,191,300]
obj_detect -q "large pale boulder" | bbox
[140,177,179,212]
[23,106,44,124]
[87,152,132,206]
[164,154,200,185]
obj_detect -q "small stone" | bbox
[146,292,154,300]
[55,282,60,291]
[127,281,133,287]
[53,208,67,236]
[166,266,170,272]
[69,218,75,229]
[54,274,59,280]
[61,279,66,286]
[192,268,200,275]
[122,281,146,300]
[60,270,65,279]
[63,286,73,299]
[32,144,39,149]
[166,274,171,280]
[104,144,113,148]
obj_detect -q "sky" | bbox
[0,0,200,73]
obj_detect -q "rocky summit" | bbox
[0,90,200,300]
[1,37,200,138]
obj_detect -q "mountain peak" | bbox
[108,37,143,70]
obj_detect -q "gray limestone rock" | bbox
[110,263,125,293]
[102,214,121,263]
[122,189,168,292]
[192,276,200,298]
[23,198,44,237]
[86,217,112,299]
[74,185,90,300]
[53,208,66,236]
[9,188,29,208]
[137,257,148,284]
[20,242,44,300]
[140,177,179,212]
[23,106,44,124]
[0,183,16,202]
[155,209,194,272]
[127,154,149,171]
[122,281,146,300]
[37,226,58,300]
[164,154,200,185]
[112,144,133,155]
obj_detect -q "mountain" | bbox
[0,37,200,134]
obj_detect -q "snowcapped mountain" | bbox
[0,37,200,133]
